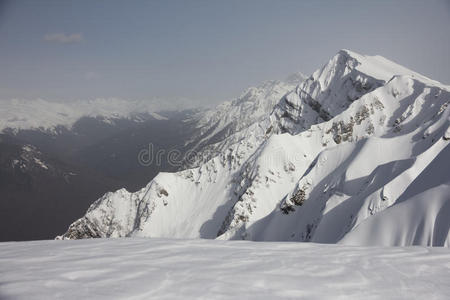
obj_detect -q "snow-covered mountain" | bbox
[60,50,450,246]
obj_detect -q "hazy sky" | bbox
[1,0,449,106]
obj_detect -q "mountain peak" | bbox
[334,49,443,86]
[337,48,363,59]
[284,72,308,86]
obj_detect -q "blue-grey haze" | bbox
[0,0,449,106]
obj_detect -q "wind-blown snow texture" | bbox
[61,50,450,246]
[1,238,450,299]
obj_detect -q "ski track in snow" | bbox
[1,238,450,299]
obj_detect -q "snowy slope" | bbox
[0,98,168,133]
[1,238,450,300]
[340,144,450,246]
[60,50,450,246]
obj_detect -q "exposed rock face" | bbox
[60,218,103,239]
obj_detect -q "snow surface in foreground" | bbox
[1,238,450,299]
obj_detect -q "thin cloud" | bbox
[44,33,83,43]
[84,71,100,80]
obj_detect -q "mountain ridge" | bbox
[60,50,450,246]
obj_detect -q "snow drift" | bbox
[2,238,450,299]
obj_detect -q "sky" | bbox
[0,0,449,106]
